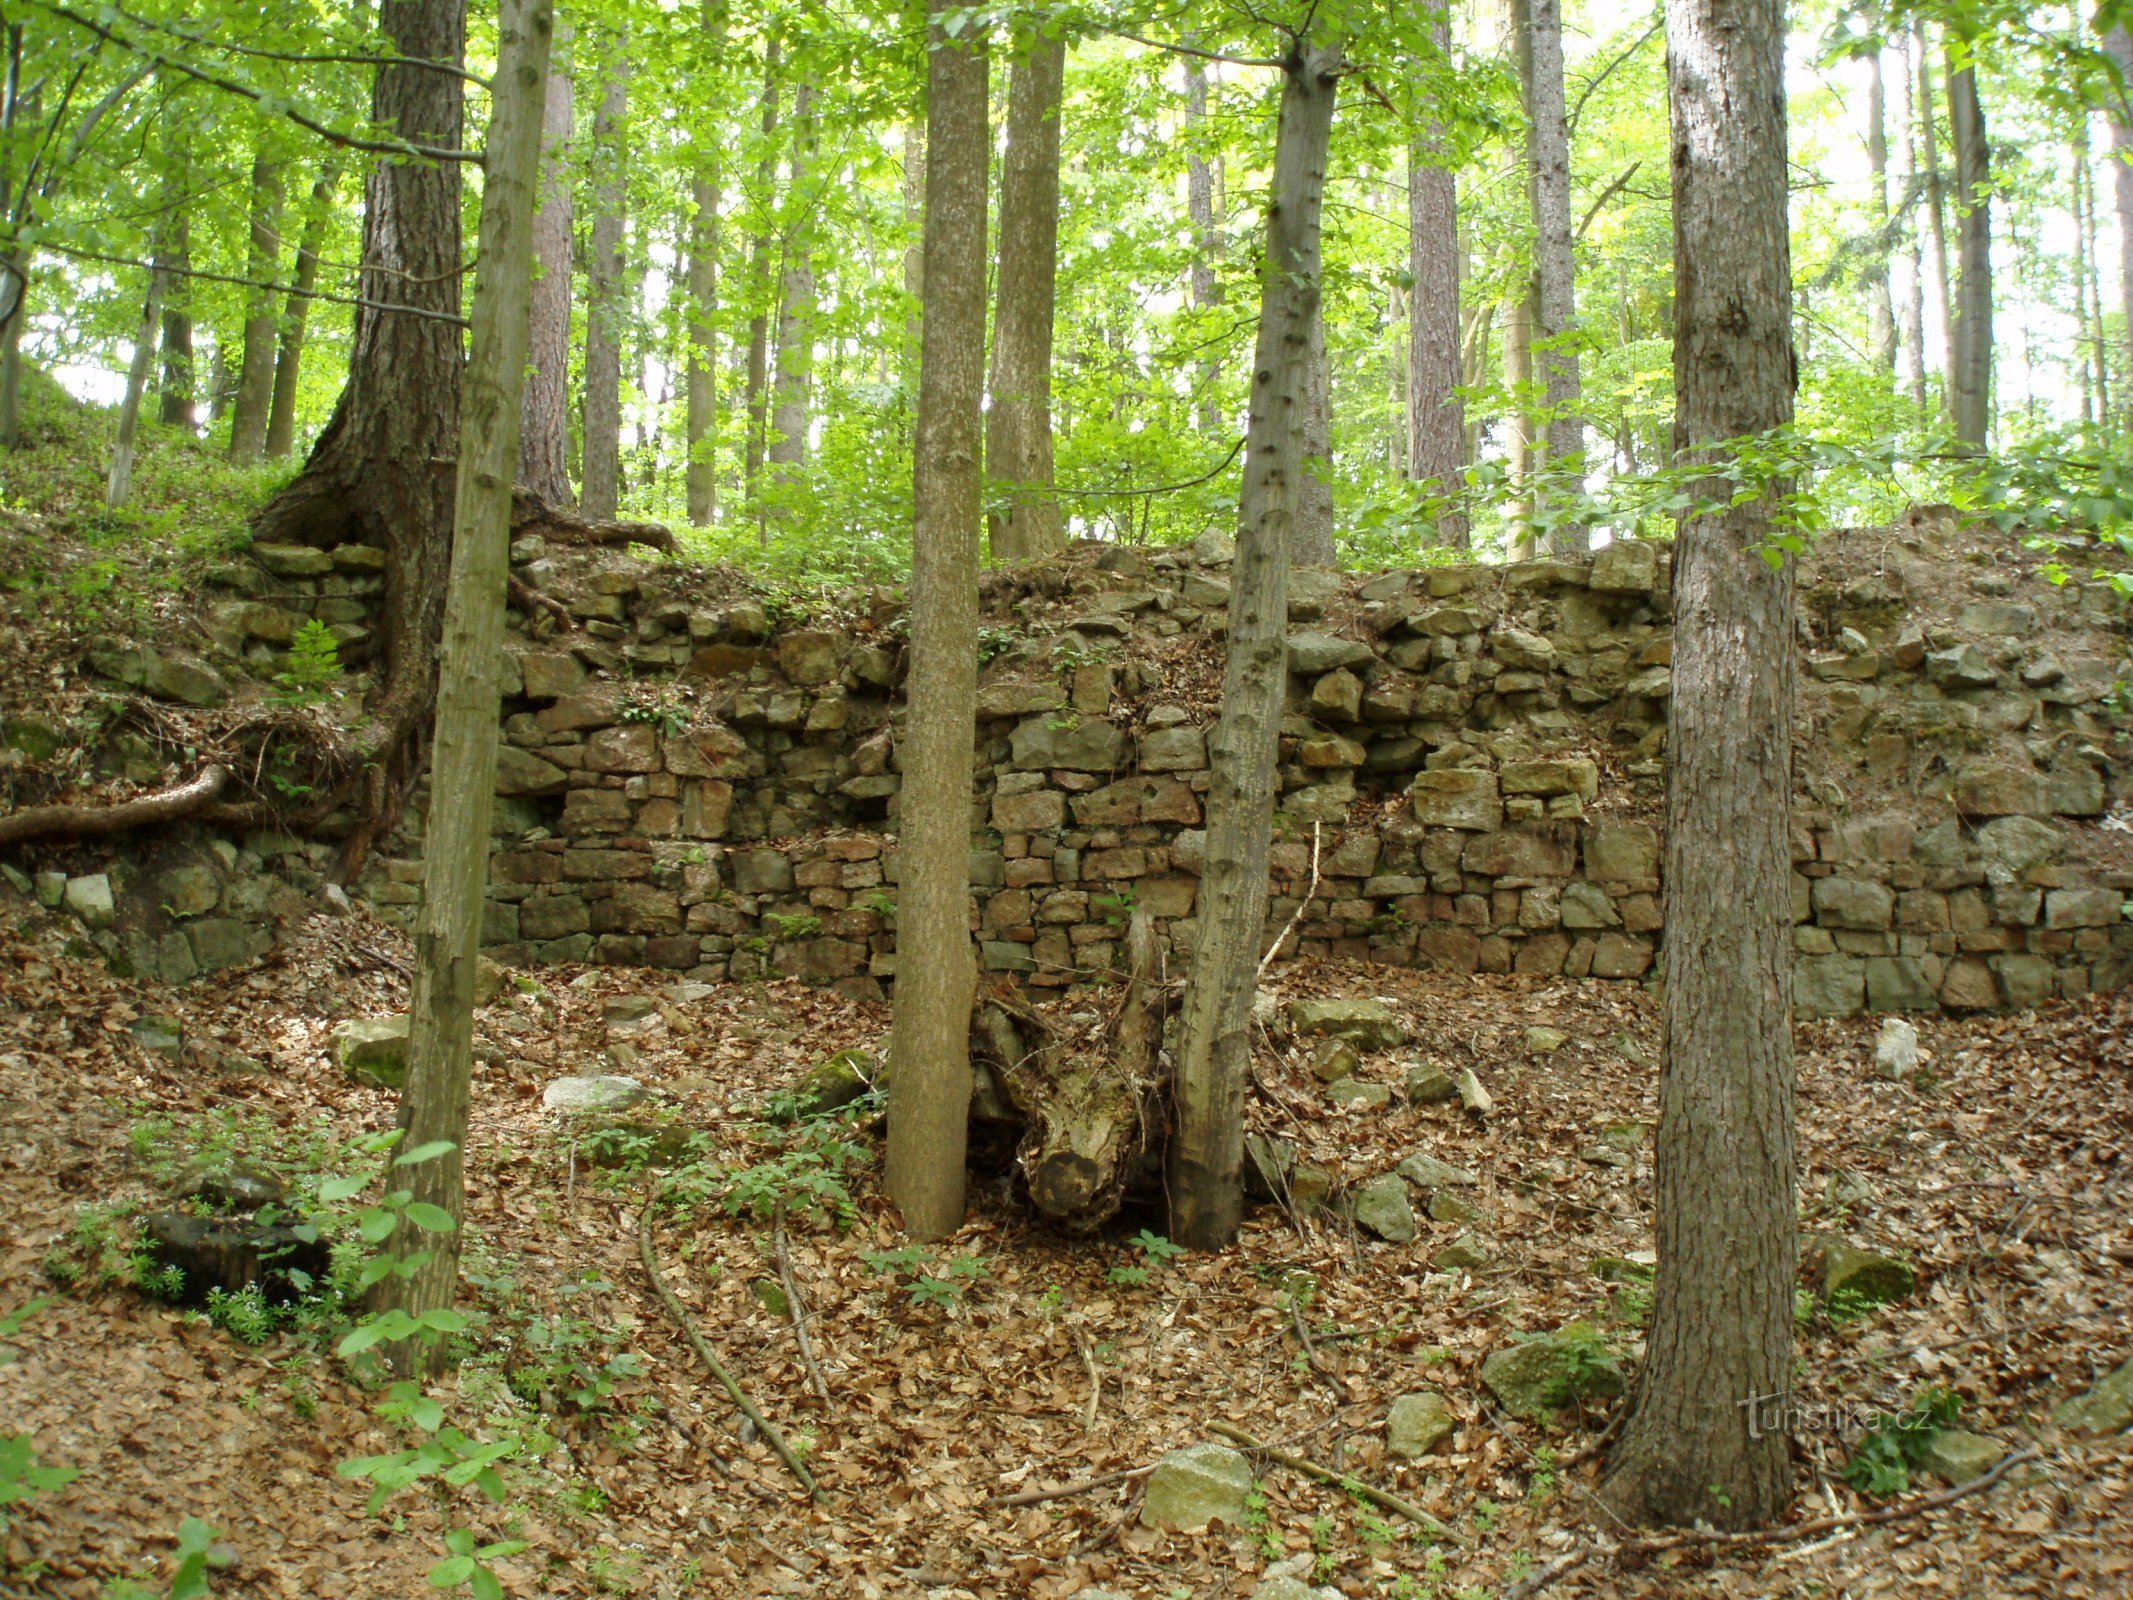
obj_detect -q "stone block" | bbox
[1499,758,1599,800]
[1585,820,1659,885]
[2045,888,2122,929]
[1461,828,1575,880]
[1794,954,1865,1016]
[1409,769,1501,831]
[1010,716,1126,772]
[1812,877,1894,931]
[1139,724,1208,771]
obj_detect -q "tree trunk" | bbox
[518,21,574,505]
[743,39,781,531]
[766,80,817,497]
[1945,44,1991,447]
[683,1,724,528]
[1185,55,1224,435]
[0,257,24,449]
[1899,33,1928,419]
[579,45,630,519]
[1866,48,1896,371]
[1603,0,1797,1531]
[1168,34,1340,1253]
[265,158,345,459]
[2108,29,2133,420]
[107,265,163,506]
[1292,307,1336,564]
[1503,279,1536,553]
[249,0,467,877]
[1916,34,1956,407]
[886,6,987,1244]
[1408,0,1466,547]
[159,208,196,430]
[375,0,551,1378]
[1517,0,1583,544]
[986,31,1066,565]
[228,153,286,461]
[2075,114,2098,428]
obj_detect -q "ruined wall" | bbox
[43,510,2129,1016]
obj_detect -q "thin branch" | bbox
[1567,16,1661,135]
[105,1,492,87]
[1575,162,1641,243]
[1209,1421,1466,1545]
[1092,26,1284,70]
[1258,820,1322,982]
[18,237,471,327]
[772,1212,831,1407]
[24,0,481,163]
[984,1464,1155,1510]
[1053,433,1245,500]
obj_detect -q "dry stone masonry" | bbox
[56,509,2133,1017]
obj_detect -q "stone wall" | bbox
[326,511,2131,1016]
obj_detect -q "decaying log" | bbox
[981,912,1172,1231]
[511,488,677,554]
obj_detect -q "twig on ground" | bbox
[1258,821,1323,983]
[1209,1420,1464,1545]
[1075,1326,1101,1433]
[773,1212,831,1407]
[637,1181,819,1498]
[1289,1298,1343,1403]
[985,1464,1156,1509]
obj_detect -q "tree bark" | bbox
[986,31,1066,564]
[579,43,630,519]
[375,0,551,1378]
[159,207,196,430]
[886,6,987,1244]
[2108,29,2133,419]
[743,38,781,531]
[1516,0,1583,544]
[1292,307,1336,564]
[1604,0,1797,1531]
[1898,32,1929,419]
[1503,278,1536,552]
[1945,43,1991,447]
[1408,0,1466,547]
[107,264,163,505]
[265,157,346,459]
[683,1,725,528]
[228,152,286,461]
[901,118,924,385]
[249,0,467,878]
[1169,34,1340,1253]
[1916,34,1956,408]
[518,20,574,505]
[1866,48,1896,371]
[766,79,817,498]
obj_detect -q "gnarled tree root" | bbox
[512,489,676,554]
[0,763,231,849]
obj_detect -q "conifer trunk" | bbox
[519,26,574,505]
[1168,34,1341,1252]
[580,45,630,518]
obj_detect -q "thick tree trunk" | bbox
[579,46,630,519]
[1866,49,1896,371]
[766,80,817,496]
[1169,35,1340,1253]
[376,0,551,1377]
[886,7,987,1244]
[1945,46,1991,447]
[1408,0,1466,547]
[518,24,574,505]
[1517,0,1583,544]
[683,2,724,528]
[986,32,1066,565]
[743,39,781,530]
[1604,0,1797,1531]
[1916,35,1956,406]
[265,158,345,459]
[107,266,163,505]
[1185,55,1224,434]
[228,153,286,462]
[159,208,195,430]
[250,0,467,876]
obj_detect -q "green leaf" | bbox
[403,1202,458,1234]
[395,1140,457,1168]
[471,1565,504,1600]
[337,1321,389,1357]
[419,1307,469,1333]
[318,1176,368,1203]
[429,1555,477,1586]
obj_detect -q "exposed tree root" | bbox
[0,762,231,848]
[508,572,573,631]
[512,488,676,554]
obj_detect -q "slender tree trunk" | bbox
[1517,0,1583,544]
[265,158,345,459]
[2075,115,2098,427]
[901,118,924,385]
[579,44,630,518]
[743,38,781,529]
[1866,48,1896,371]
[518,20,574,504]
[107,265,163,505]
[683,2,724,527]
[886,7,986,1244]
[1899,33,1929,419]
[1292,307,1336,564]
[2108,28,2133,420]
[1408,0,1466,547]
[250,0,467,878]
[766,80,817,496]
[378,0,552,1377]
[159,208,195,430]
[1604,0,1797,1531]
[1185,55,1225,434]
[2085,114,2111,425]
[228,153,285,461]
[1169,34,1341,1253]
[1916,35,1956,408]
[986,31,1066,564]
[1503,279,1536,551]
[1945,43,1991,447]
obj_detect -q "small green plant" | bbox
[761,910,824,943]
[204,1285,282,1345]
[0,1433,79,1532]
[271,620,342,706]
[976,625,1018,665]
[1470,1496,1500,1534]
[1109,1228,1184,1288]
[1240,1486,1282,1560]
[1092,886,1138,927]
[1527,1443,1559,1504]
[1826,1285,1883,1327]
[858,890,897,917]
[507,1307,643,1414]
[1842,1387,1961,1497]
[864,1246,990,1310]
[725,1129,865,1227]
[166,1517,231,1600]
[619,690,691,737]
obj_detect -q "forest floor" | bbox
[2,886,2129,1600]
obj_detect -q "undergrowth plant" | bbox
[1842,1387,1961,1496]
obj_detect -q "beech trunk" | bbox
[159,208,196,430]
[228,153,285,462]
[1184,56,1224,434]
[1168,34,1340,1252]
[265,158,345,459]
[1866,49,1896,371]
[1408,0,1466,546]
[1517,0,1583,541]
[1945,45,1991,446]
[766,80,817,495]
[1604,0,1797,1530]
[580,46,630,519]
[519,25,574,505]
[107,265,162,506]
[683,2,725,528]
